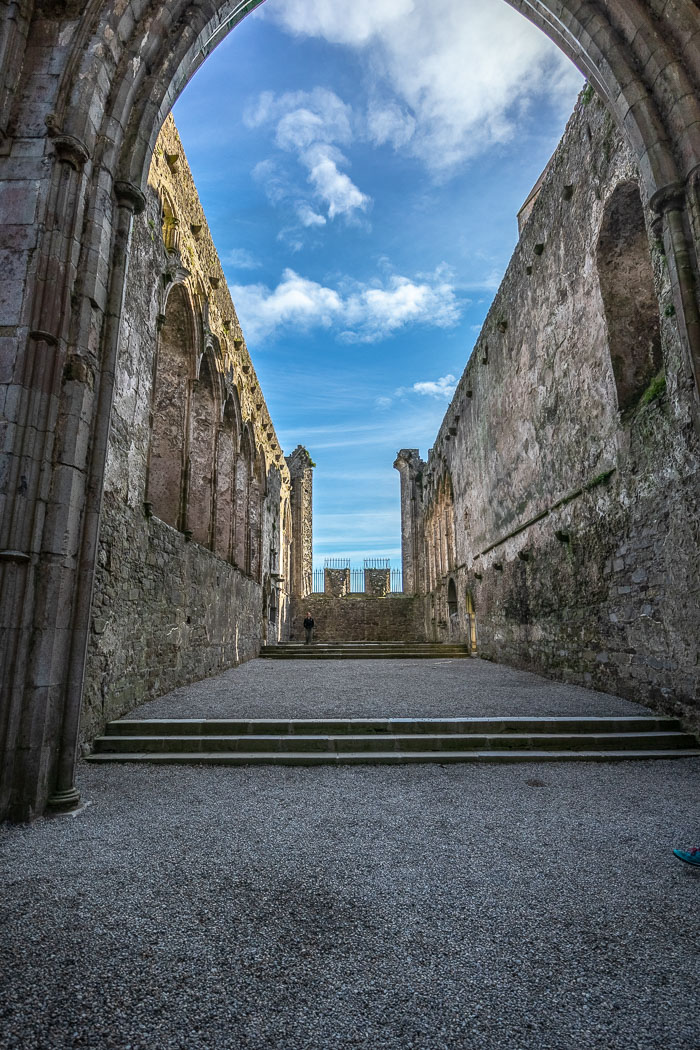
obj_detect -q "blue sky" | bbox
[172,0,583,569]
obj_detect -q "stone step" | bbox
[259,643,471,660]
[260,649,472,659]
[86,748,700,766]
[103,715,686,737]
[91,731,699,755]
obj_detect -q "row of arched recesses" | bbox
[146,282,265,577]
[597,180,663,413]
[424,473,456,592]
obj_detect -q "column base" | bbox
[47,786,81,812]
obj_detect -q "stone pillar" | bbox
[364,567,390,596]
[286,445,314,598]
[324,567,350,597]
[394,450,425,594]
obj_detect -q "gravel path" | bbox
[130,657,652,721]
[1,758,698,1050]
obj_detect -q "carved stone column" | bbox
[286,446,314,599]
[0,131,94,821]
[393,449,425,595]
[48,179,145,811]
[650,181,700,430]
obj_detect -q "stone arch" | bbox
[3,0,700,819]
[146,282,194,529]
[430,472,456,579]
[57,0,695,213]
[160,187,180,253]
[597,179,663,412]
[442,474,456,572]
[447,577,458,620]
[466,590,478,653]
[233,425,254,572]
[214,393,240,561]
[248,447,266,582]
[187,348,218,547]
[282,500,292,589]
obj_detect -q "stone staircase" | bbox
[87,715,700,766]
[259,642,472,659]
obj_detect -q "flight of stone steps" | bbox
[88,715,700,766]
[259,642,472,659]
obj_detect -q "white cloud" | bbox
[410,374,457,399]
[252,158,291,207]
[261,0,583,172]
[231,269,342,342]
[366,101,415,149]
[378,371,458,409]
[245,87,354,143]
[262,0,413,46]
[341,271,459,342]
[296,202,326,227]
[303,143,370,219]
[230,265,461,344]
[221,247,261,270]
[393,373,457,400]
[246,87,369,224]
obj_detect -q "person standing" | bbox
[303,611,315,645]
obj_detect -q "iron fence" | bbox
[311,564,403,594]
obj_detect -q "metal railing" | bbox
[311,564,403,594]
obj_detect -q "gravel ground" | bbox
[130,658,652,721]
[1,758,698,1050]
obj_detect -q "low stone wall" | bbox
[82,495,264,743]
[290,594,426,642]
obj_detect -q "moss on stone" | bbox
[640,371,666,406]
[584,468,616,491]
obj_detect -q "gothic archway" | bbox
[1,0,698,820]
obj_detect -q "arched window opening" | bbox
[161,191,180,253]
[444,476,456,570]
[147,283,192,529]
[596,181,663,412]
[233,429,253,571]
[466,591,478,653]
[188,352,217,547]
[447,577,458,620]
[214,396,238,560]
[282,503,292,588]
[249,451,265,581]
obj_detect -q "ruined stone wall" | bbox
[286,446,314,598]
[290,596,426,643]
[83,498,263,741]
[82,115,294,739]
[407,94,700,728]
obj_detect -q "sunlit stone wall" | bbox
[82,116,296,741]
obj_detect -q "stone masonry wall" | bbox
[82,116,294,741]
[290,596,427,643]
[413,94,700,729]
[82,495,263,742]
